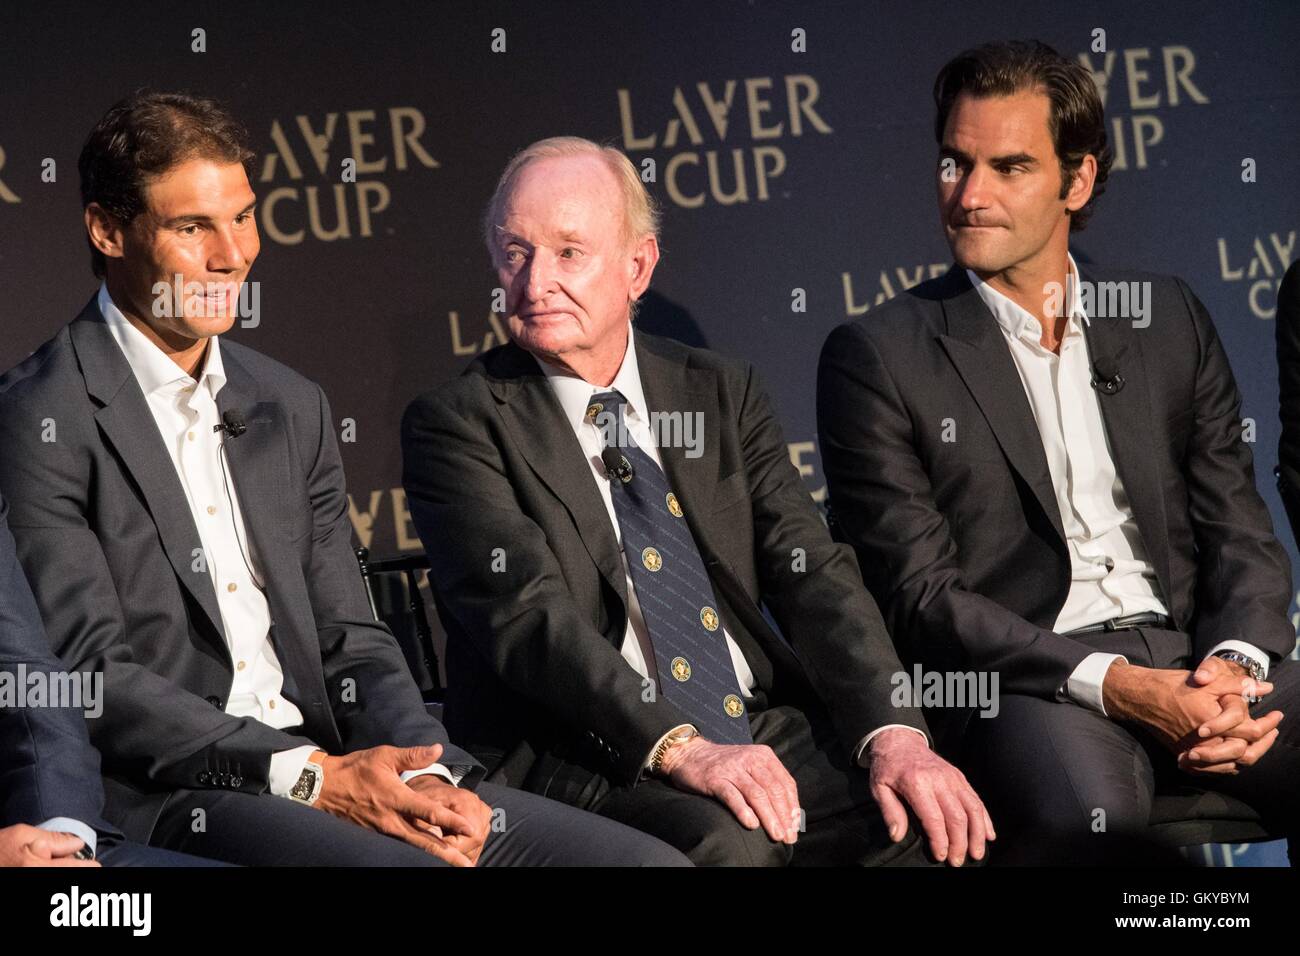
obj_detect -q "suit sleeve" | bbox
[0,496,116,835]
[0,388,318,796]
[732,363,928,747]
[1176,279,1294,662]
[817,321,1092,700]
[401,389,690,787]
[302,384,481,781]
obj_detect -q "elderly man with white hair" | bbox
[401,137,993,866]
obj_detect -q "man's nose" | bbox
[209,225,250,272]
[524,249,557,300]
[958,164,991,212]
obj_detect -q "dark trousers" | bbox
[961,629,1300,865]
[531,703,935,866]
[146,781,689,866]
[99,840,230,866]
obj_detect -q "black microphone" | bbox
[601,446,634,484]
[214,409,248,438]
[1090,357,1125,395]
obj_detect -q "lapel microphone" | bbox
[601,446,635,484]
[1090,358,1125,396]
[213,408,249,438]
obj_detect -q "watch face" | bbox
[292,765,319,800]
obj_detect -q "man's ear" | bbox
[85,203,126,265]
[628,234,660,300]
[1064,154,1098,214]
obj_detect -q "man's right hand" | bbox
[0,825,100,868]
[1101,661,1279,773]
[659,737,801,844]
[313,744,481,863]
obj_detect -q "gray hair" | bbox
[482,136,661,259]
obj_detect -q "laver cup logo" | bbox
[1077,44,1209,171]
[257,107,439,245]
[618,76,832,208]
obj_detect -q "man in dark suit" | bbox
[2,495,216,867]
[818,40,1298,864]
[0,91,686,867]
[402,136,992,866]
[1274,260,1300,543]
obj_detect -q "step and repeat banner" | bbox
[2,0,1296,864]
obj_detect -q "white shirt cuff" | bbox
[401,762,466,787]
[1062,652,1127,715]
[269,745,321,798]
[853,724,930,767]
[1204,640,1271,678]
[38,817,98,857]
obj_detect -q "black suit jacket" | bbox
[0,296,479,842]
[401,330,924,791]
[817,265,1294,718]
[0,495,119,839]
[1273,260,1300,544]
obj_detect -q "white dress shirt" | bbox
[968,256,1270,714]
[99,284,452,795]
[537,323,925,766]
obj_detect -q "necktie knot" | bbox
[587,390,630,448]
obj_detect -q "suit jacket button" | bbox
[205,695,223,709]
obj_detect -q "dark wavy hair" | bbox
[933,40,1113,231]
[78,90,256,276]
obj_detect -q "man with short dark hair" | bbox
[818,40,1299,864]
[0,92,687,867]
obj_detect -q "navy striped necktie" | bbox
[588,389,752,744]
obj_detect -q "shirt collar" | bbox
[966,252,1088,345]
[535,322,649,431]
[98,282,227,399]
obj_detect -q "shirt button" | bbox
[268,699,276,710]
[236,660,246,671]
[187,431,196,441]
[227,582,237,593]
[207,505,216,515]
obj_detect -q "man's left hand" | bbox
[406,775,494,865]
[868,727,994,866]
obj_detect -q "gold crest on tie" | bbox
[700,606,719,631]
[585,402,604,421]
[665,492,683,517]
[642,547,662,572]
[723,695,744,718]
[671,657,691,682]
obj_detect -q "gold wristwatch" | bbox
[648,724,699,775]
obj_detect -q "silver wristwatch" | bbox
[1213,651,1265,704]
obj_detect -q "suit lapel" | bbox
[486,345,629,614]
[213,351,295,593]
[937,272,1068,545]
[214,348,337,709]
[1077,266,1174,610]
[636,336,726,562]
[69,306,226,645]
